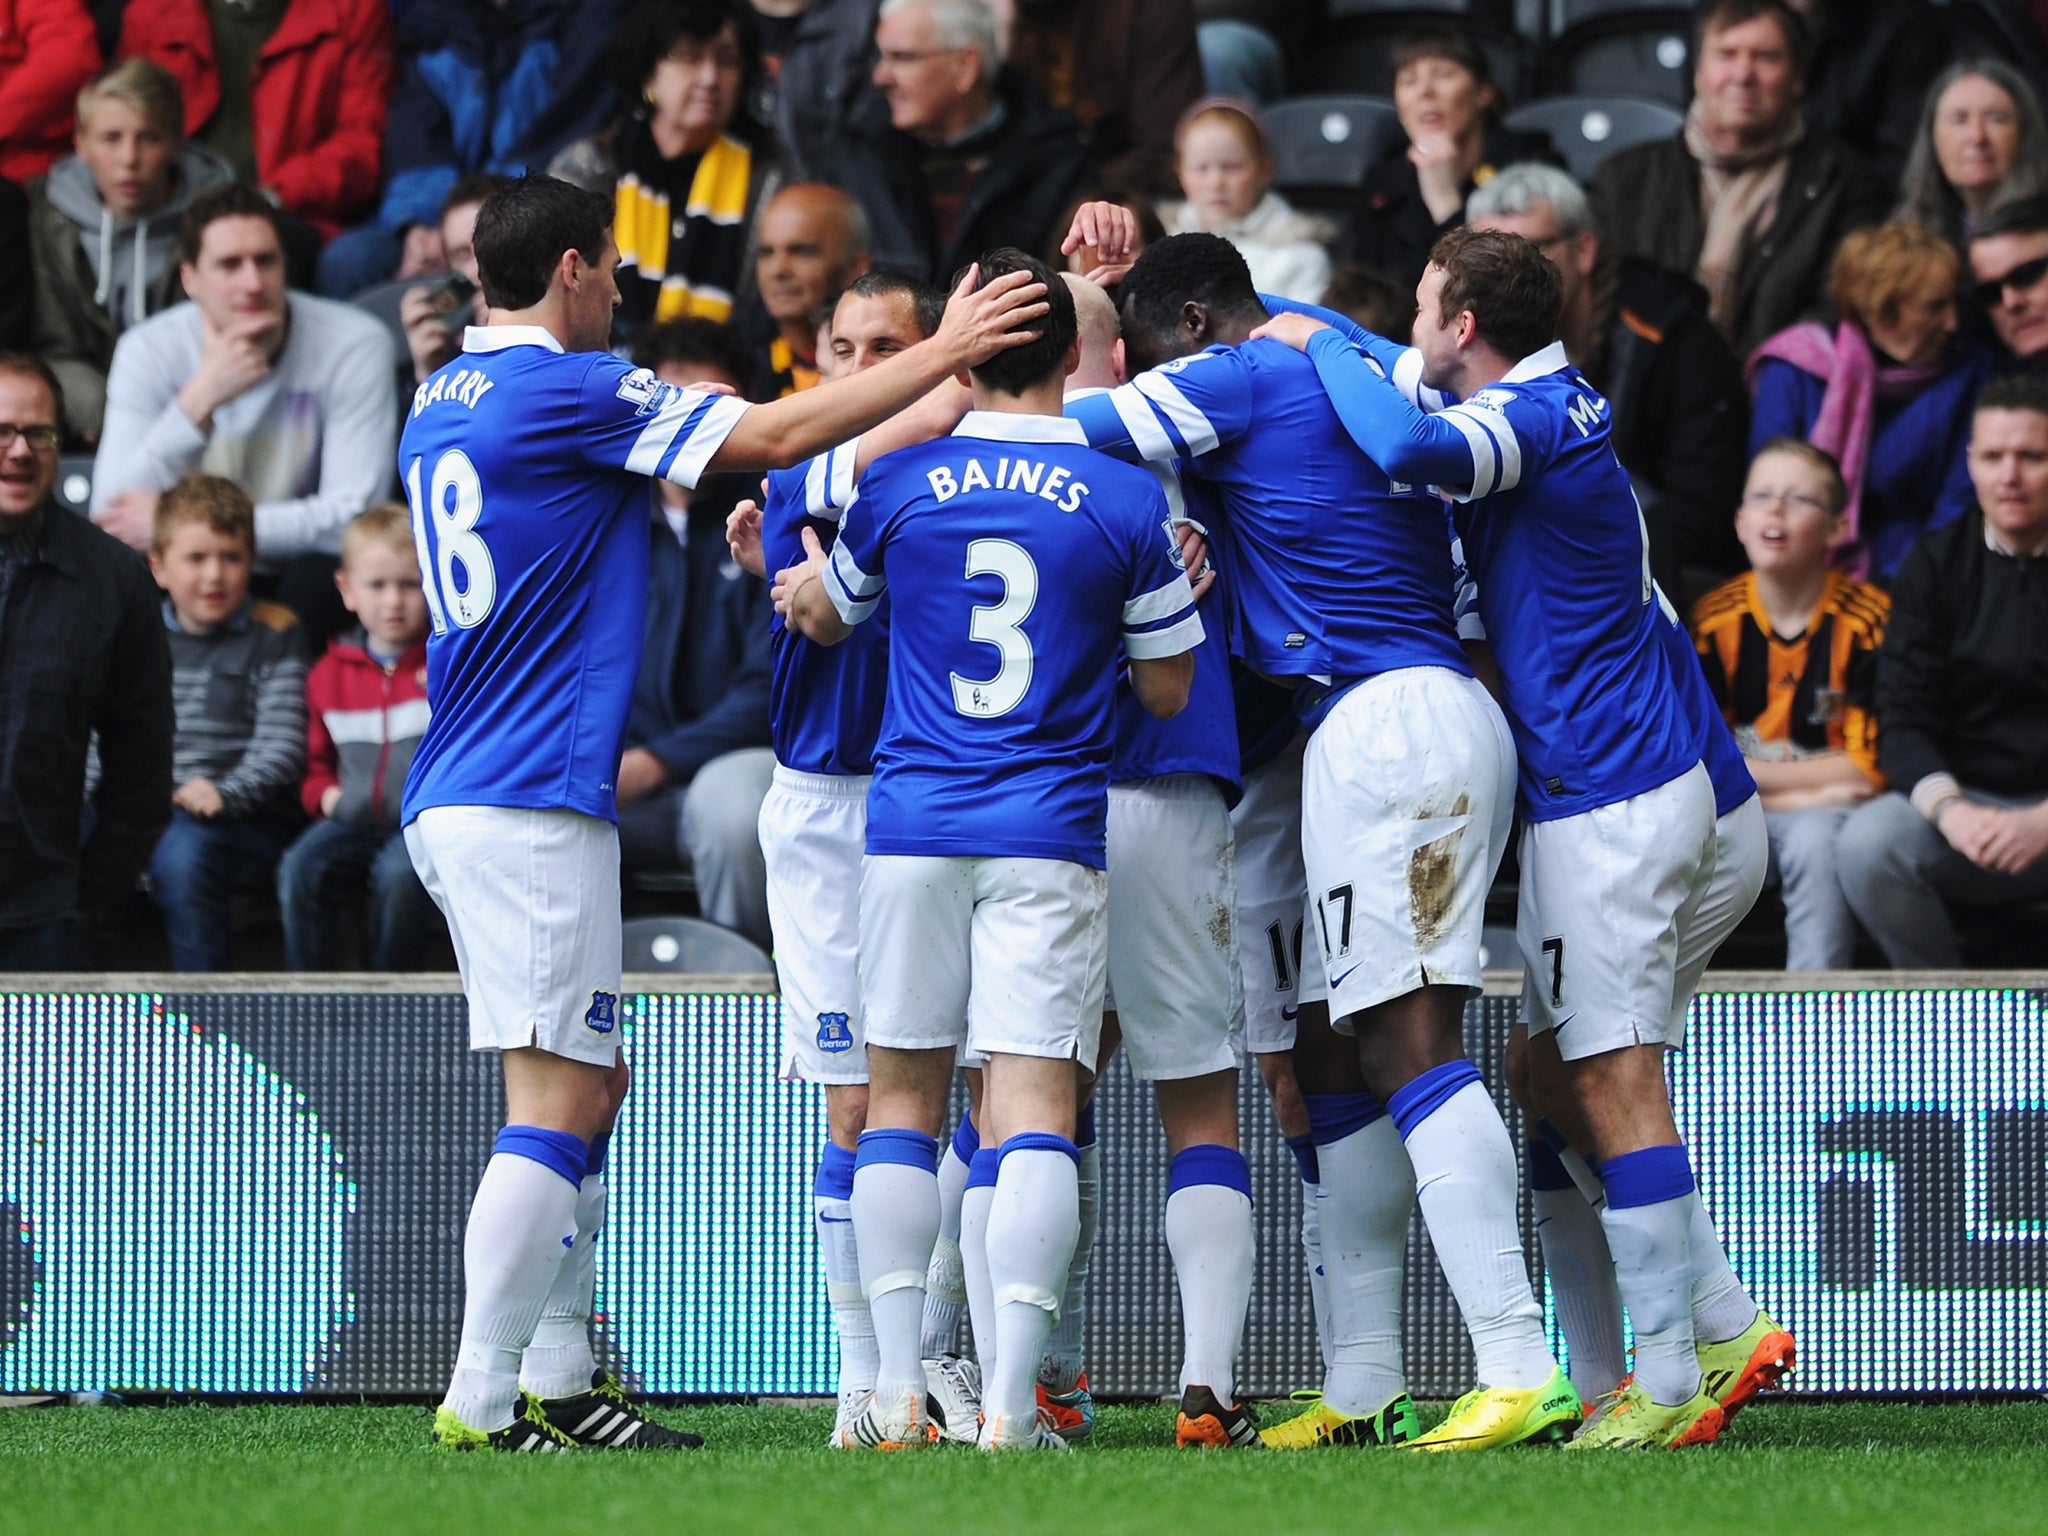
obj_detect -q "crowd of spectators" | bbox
[0,0,2045,974]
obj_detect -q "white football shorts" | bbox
[1669,790,1767,1031]
[1104,774,1244,1081]
[1520,761,1718,1059]
[860,853,1107,1066]
[1230,737,1327,1055]
[405,805,624,1068]
[761,766,870,1086]
[1301,667,1514,1027]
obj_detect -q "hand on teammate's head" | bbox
[935,263,1050,368]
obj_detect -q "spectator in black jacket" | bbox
[1835,374,2048,966]
[1345,27,1559,291]
[1469,162,1751,602]
[1590,0,1890,359]
[617,318,777,948]
[1793,0,1949,187]
[813,0,1095,283]
[0,352,173,969]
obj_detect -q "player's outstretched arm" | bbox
[707,267,1048,474]
[1250,315,1478,491]
[1128,652,1194,720]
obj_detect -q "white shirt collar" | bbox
[952,409,1087,445]
[1501,341,1570,383]
[462,324,565,355]
[1985,517,2048,557]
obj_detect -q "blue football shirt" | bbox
[1298,328,1702,820]
[399,326,748,824]
[762,445,891,777]
[1064,340,1469,698]
[821,410,1205,868]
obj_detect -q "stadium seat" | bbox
[1544,5,1694,108]
[1264,95,1404,202]
[622,914,771,974]
[1504,95,1684,181]
[53,454,93,515]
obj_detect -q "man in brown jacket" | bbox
[1589,0,1887,360]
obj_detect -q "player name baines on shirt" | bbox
[762,453,890,778]
[821,411,1205,869]
[1066,341,1469,692]
[399,326,747,825]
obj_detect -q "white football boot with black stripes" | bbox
[837,1386,932,1450]
[523,1373,703,1450]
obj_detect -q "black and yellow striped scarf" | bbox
[613,117,753,329]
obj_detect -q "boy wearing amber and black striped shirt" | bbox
[1691,439,1890,969]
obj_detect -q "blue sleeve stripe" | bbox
[1442,403,1523,495]
[1124,573,1194,626]
[1125,607,1205,658]
[1437,406,1499,498]
[1131,372,1220,457]
[658,394,749,487]
[1390,347,1448,412]
[804,440,860,517]
[624,391,703,476]
[823,541,882,623]
[1109,385,1183,462]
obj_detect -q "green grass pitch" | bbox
[6,1400,2048,1536]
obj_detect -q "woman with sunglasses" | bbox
[1746,219,1998,580]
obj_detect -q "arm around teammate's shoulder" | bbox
[705,268,1047,474]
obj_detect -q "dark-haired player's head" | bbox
[831,269,945,377]
[968,249,1076,397]
[1413,228,1562,393]
[1115,232,1267,374]
[633,316,756,398]
[473,175,619,349]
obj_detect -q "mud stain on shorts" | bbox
[1409,792,1471,950]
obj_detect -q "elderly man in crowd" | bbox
[1835,375,2048,966]
[1590,0,1887,359]
[813,0,1094,283]
[89,182,397,562]
[0,353,173,971]
[746,182,873,398]
[27,58,234,444]
[1469,160,1751,604]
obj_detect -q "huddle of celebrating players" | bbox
[399,175,1794,1456]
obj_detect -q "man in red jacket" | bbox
[120,0,392,238]
[276,503,442,970]
[0,0,99,183]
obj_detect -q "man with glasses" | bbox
[1967,198,2048,370]
[813,0,1095,283]
[1470,161,1750,609]
[0,353,174,970]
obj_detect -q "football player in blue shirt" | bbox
[402,175,1049,1453]
[1063,273,1258,1448]
[774,249,1204,1452]
[743,269,957,1449]
[1063,233,1575,1453]
[1253,228,1780,1448]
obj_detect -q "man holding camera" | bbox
[400,174,504,385]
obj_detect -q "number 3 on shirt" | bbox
[405,450,497,634]
[951,538,1036,717]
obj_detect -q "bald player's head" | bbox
[1062,273,1124,392]
[756,184,874,329]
